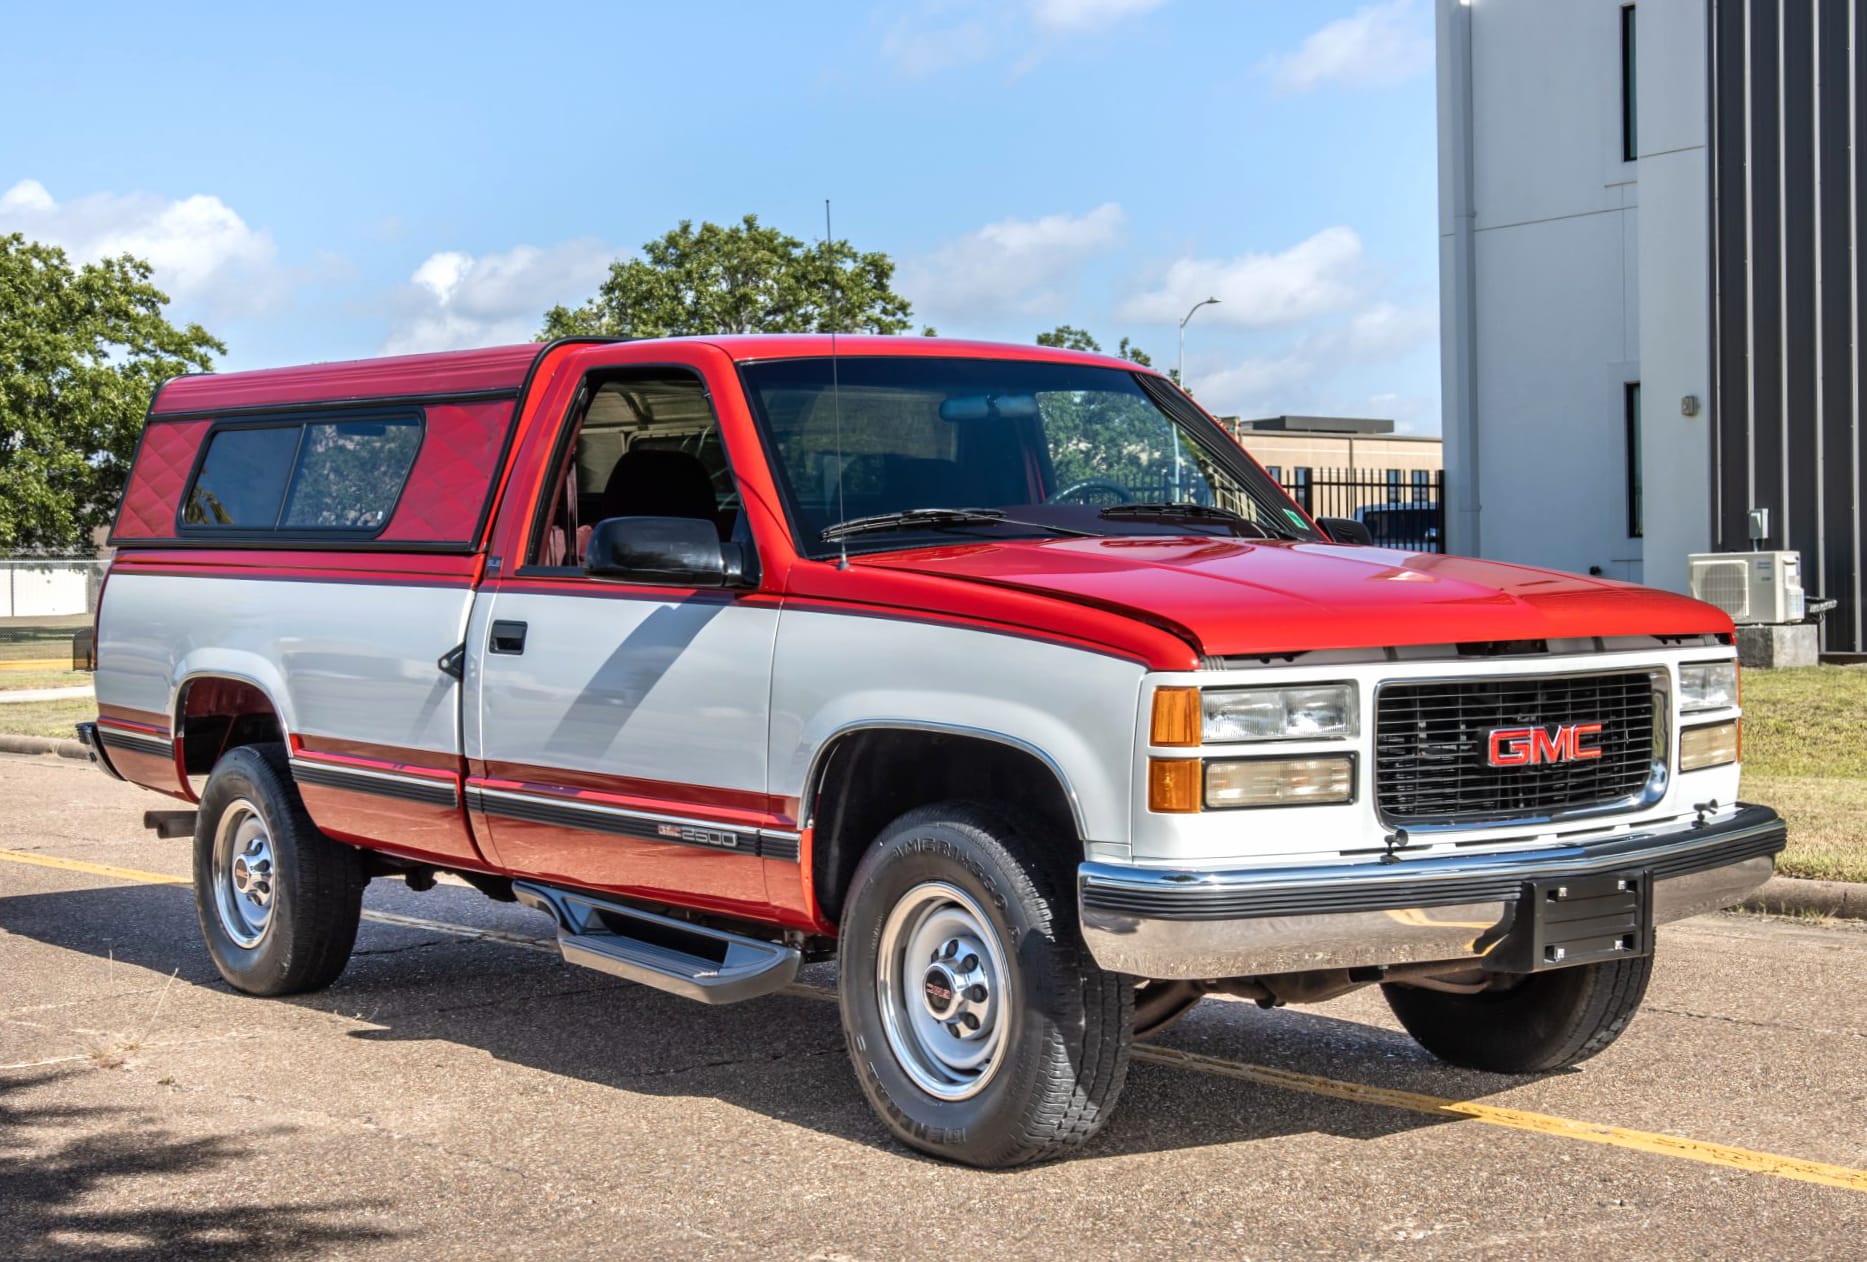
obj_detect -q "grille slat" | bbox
[1374,673,1658,826]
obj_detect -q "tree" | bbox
[542,215,916,340]
[0,236,222,551]
[1035,325,1159,372]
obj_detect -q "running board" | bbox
[512,882,800,1005]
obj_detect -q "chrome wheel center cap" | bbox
[921,965,961,1019]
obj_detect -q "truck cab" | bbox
[85,335,1784,1168]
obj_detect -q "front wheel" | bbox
[1382,954,1654,1074]
[193,744,366,996]
[837,802,1133,1167]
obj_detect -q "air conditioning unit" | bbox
[1687,551,1806,624]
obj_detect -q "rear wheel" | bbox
[1382,955,1653,1073]
[837,802,1132,1167]
[193,744,366,996]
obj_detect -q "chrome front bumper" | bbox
[1079,804,1787,979]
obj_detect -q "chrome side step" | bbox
[512,882,800,1005]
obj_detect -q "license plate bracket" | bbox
[1486,869,1653,973]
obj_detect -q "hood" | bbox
[858,538,1732,658]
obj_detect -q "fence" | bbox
[1275,468,1445,553]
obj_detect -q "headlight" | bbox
[1679,661,1738,712]
[1200,684,1358,743]
[1680,721,1740,771]
[1205,755,1357,808]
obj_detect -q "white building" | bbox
[1437,0,1863,648]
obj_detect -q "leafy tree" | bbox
[1035,325,1160,373]
[542,215,915,340]
[0,236,222,551]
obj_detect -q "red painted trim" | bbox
[473,762,791,830]
[109,549,479,585]
[291,734,460,777]
[95,710,171,735]
[779,595,1158,665]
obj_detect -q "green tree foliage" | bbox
[542,215,915,340]
[1034,325,1154,367]
[0,236,222,551]
[1032,327,1197,495]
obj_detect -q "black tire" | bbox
[837,801,1133,1168]
[192,743,366,996]
[1382,954,1654,1074]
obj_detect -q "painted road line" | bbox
[2,846,1864,1195]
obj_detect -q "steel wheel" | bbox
[875,880,1012,1101]
[211,797,277,949]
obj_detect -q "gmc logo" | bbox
[1487,723,1604,767]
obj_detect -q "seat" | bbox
[600,448,718,527]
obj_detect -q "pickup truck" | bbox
[83,335,1785,1168]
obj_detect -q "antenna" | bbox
[826,198,849,570]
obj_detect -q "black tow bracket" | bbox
[143,810,199,840]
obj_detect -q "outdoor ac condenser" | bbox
[1687,552,1806,624]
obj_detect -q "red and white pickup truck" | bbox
[83,335,1784,1167]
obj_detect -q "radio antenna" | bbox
[826,198,849,570]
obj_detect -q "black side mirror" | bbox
[584,517,751,587]
[1317,516,1374,546]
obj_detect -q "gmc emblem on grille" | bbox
[1487,722,1605,767]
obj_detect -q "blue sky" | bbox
[0,0,1441,430]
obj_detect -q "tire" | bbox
[192,743,366,996]
[1382,954,1654,1074]
[837,801,1133,1168]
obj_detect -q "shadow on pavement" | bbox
[0,1070,394,1260]
[0,879,1538,1169]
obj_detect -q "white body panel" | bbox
[768,610,1146,855]
[96,572,471,753]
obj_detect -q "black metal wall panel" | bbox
[1712,0,1866,649]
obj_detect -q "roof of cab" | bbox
[149,334,1153,417]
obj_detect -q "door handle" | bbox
[436,643,465,679]
[489,620,528,655]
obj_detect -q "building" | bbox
[1224,414,1443,520]
[1437,0,1865,648]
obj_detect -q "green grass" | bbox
[1742,666,1867,883]
[0,696,96,740]
[0,667,91,691]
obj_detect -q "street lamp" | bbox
[1177,296,1221,390]
[1174,297,1220,500]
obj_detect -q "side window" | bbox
[183,426,299,527]
[181,412,423,533]
[530,372,741,570]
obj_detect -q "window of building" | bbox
[1386,468,1402,500]
[1625,382,1643,538]
[1620,5,1637,162]
[182,412,423,534]
[1411,468,1431,503]
[1264,464,1282,484]
[1292,466,1313,513]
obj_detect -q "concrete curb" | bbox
[1741,876,1867,921]
[0,734,90,761]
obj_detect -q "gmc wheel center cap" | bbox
[921,965,960,1018]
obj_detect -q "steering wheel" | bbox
[1052,480,1134,506]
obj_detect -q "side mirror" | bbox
[584,517,751,587]
[1317,516,1374,546]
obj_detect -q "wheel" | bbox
[1382,955,1654,1074]
[837,802,1133,1167]
[192,743,366,996]
[1052,479,1134,505]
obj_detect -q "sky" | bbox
[0,0,1442,431]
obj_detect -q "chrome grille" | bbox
[1374,672,1660,826]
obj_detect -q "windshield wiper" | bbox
[821,507,1098,542]
[1098,501,1302,540]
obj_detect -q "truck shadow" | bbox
[0,1070,394,1260]
[0,879,1551,1170]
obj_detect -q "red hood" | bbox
[857,538,1733,657]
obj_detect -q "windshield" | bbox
[739,356,1317,556]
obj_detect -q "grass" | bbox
[0,667,91,691]
[0,696,96,740]
[1741,666,1867,884]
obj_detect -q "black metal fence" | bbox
[1275,468,1445,552]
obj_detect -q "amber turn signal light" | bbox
[1150,687,1201,747]
[1148,758,1202,812]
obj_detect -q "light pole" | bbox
[1174,297,1220,499]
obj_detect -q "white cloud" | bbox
[880,10,1001,77]
[1120,226,1364,329]
[1261,0,1432,95]
[0,178,281,311]
[383,239,614,355]
[1031,0,1166,34]
[901,202,1126,321]
[1337,300,1437,358]
[1186,299,1438,418]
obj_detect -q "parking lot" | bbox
[2,752,1864,1260]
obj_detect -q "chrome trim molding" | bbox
[467,786,800,862]
[1079,803,1785,979]
[96,725,174,758]
[289,758,460,808]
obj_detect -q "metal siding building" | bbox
[1439,0,1866,648]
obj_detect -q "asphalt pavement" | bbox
[2,753,1864,1260]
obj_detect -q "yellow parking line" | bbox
[3,845,1863,1194]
